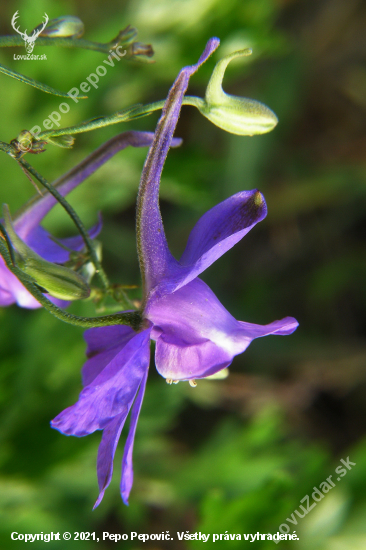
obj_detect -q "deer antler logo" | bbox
[11,11,49,54]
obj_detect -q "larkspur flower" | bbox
[0,131,155,308]
[51,38,298,507]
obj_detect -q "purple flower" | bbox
[0,131,155,308]
[51,38,298,506]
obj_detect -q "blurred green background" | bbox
[1,0,366,548]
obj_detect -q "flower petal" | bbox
[51,327,151,436]
[120,368,148,505]
[147,278,298,380]
[137,38,220,296]
[155,332,232,380]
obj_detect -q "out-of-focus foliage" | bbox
[1,0,366,548]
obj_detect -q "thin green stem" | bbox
[37,96,206,141]
[18,158,109,291]
[0,232,141,330]
[0,140,17,156]
[0,26,137,54]
[0,62,79,98]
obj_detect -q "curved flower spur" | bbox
[51,38,298,507]
[0,131,156,308]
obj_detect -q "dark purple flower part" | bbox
[0,131,155,308]
[52,38,298,506]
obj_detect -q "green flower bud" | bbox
[16,130,33,152]
[3,205,90,301]
[198,49,278,136]
[39,16,84,38]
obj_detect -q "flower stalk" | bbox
[0,24,148,56]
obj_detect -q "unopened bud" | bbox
[16,130,33,152]
[3,205,90,301]
[198,49,278,136]
[39,16,84,38]
[114,25,138,47]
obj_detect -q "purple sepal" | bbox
[23,214,102,264]
[0,260,40,308]
[92,329,150,509]
[120,368,148,505]
[177,190,267,289]
[93,412,126,509]
[150,189,268,296]
[137,38,220,296]
[92,366,148,509]
[52,325,151,508]
[51,327,151,436]
[82,325,137,386]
